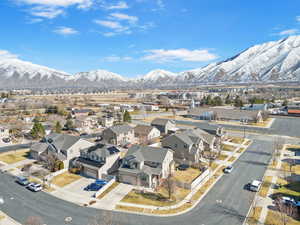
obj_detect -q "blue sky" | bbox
[1,0,300,77]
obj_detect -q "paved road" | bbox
[0,139,273,225]
[176,117,300,138]
[0,143,32,154]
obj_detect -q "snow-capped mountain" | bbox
[179,35,300,83]
[1,35,300,89]
[139,69,177,81]
[72,70,127,82]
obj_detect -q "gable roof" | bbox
[134,125,157,136]
[124,145,171,164]
[107,124,133,135]
[44,133,81,152]
[151,118,174,126]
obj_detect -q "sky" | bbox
[0,0,300,77]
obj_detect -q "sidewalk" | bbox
[0,212,21,225]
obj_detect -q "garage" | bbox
[119,174,137,185]
[82,167,98,179]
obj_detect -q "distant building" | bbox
[100,115,115,128]
[134,125,161,144]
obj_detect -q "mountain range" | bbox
[1,35,300,89]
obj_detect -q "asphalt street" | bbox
[0,138,274,225]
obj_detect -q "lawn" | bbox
[265,209,300,225]
[221,144,236,152]
[51,172,81,187]
[217,154,228,161]
[274,179,300,198]
[228,156,236,162]
[227,137,245,144]
[247,207,262,225]
[237,147,246,153]
[121,186,190,207]
[97,182,120,199]
[173,167,202,183]
[259,176,273,198]
[0,149,30,164]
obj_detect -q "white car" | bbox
[223,166,233,173]
[248,180,262,192]
[27,183,42,192]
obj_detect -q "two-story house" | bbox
[74,143,121,179]
[118,145,174,189]
[102,124,135,146]
[100,115,115,128]
[30,133,94,168]
[151,118,176,135]
[162,128,220,164]
[134,125,161,144]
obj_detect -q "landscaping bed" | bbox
[97,182,120,199]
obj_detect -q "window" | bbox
[174,144,177,148]
[184,144,188,148]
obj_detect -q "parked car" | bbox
[16,176,30,186]
[95,179,107,185]
[177,164,189,171]
[84,183,103,191]
[80,133,88,136]
[248,180,262,192]
[281,196,300,207]
[27,183,42,192]
[2,138,11,143]
[223,166,233,174]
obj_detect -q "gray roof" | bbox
[120,145,171,175]
[45,133,81,152]
[151,118,175,126]
[134,125,156,136]
[31,142,48,153]
[124,145,170,163]
[107,124,133,135]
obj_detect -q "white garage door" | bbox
[83,167,98,178]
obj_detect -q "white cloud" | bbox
[54,26,79,35]
[29,6,64,19]
[142,48,218,62]
[156,0,164,9]
[296,16,300,22]
[94,20,126,30]
[101,1,129,10]
[109,13,138,24]
[18,0,93,8]
[0,50,19,60]
[104,55,132,62]
[277,29,299,36]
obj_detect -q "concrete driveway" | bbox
[63,177,96,198]
[94,183,133,210]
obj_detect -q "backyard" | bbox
[173,167,202,183]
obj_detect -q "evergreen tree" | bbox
[123,110,132,123]
[225,94,232,105]
[65,119,74,130]
[282,99,288,107]
[54,121,62,133]
[234,96,244,108]
[30,121,45,139]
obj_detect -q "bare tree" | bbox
[164,175,177,200]
[274,197,296,225]
[24,216,44,225]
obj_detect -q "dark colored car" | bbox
[177,164,189,171]
[84,183,103,191]
[2,138,11,143]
